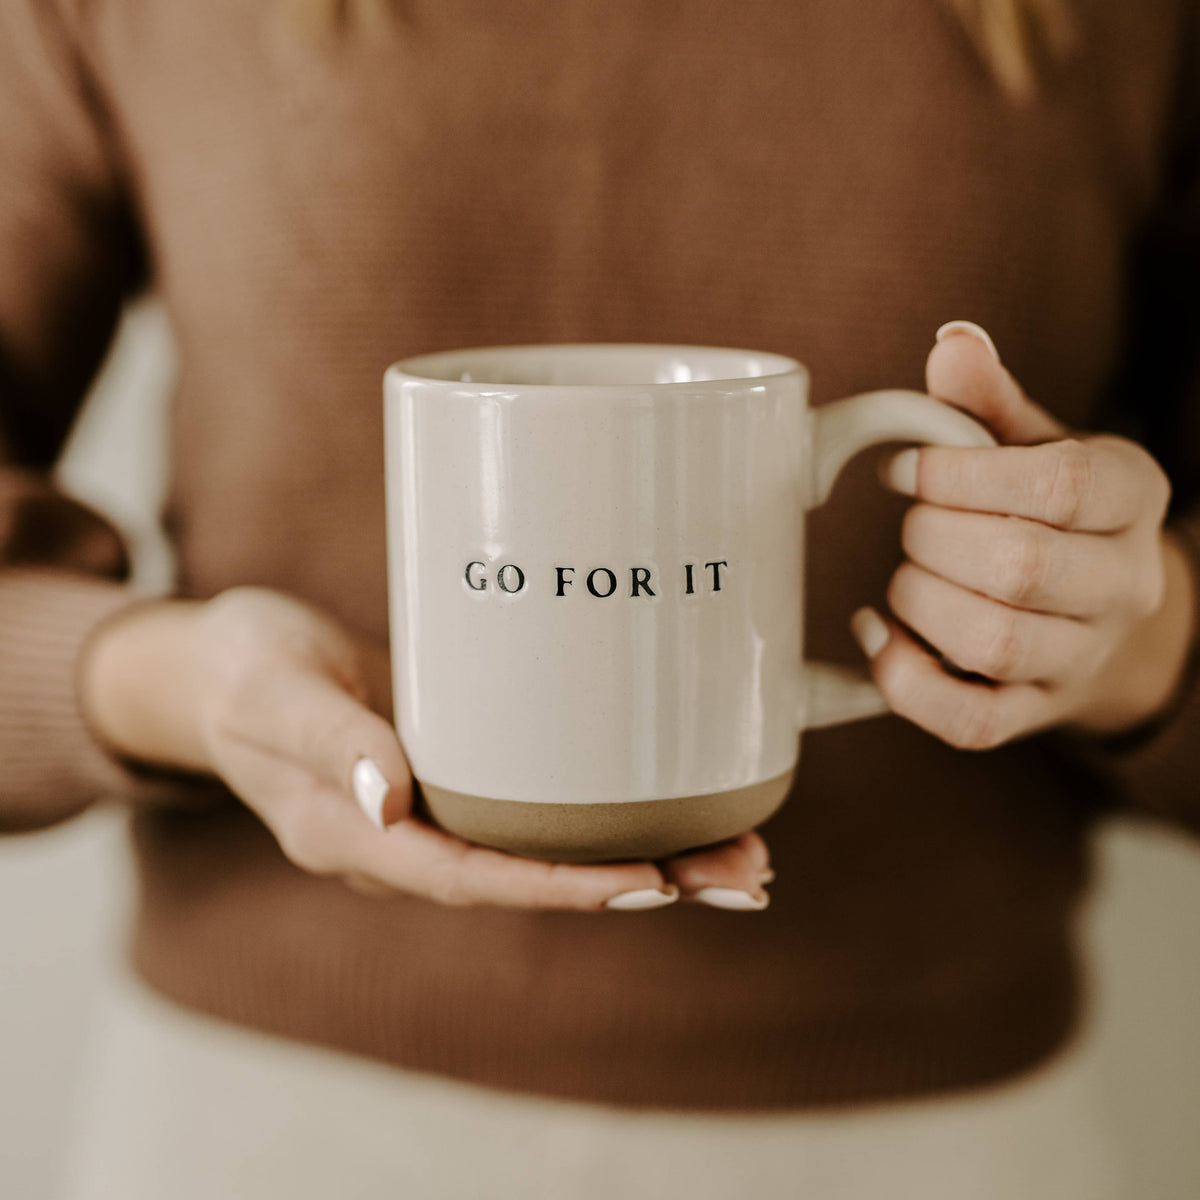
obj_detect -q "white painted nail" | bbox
[693,887,770,912]
[605,886,680,911]
[881,447,919,496]
[850,607,890,660]
[936,320,1000,363]
[352,757,391,830]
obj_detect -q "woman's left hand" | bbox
[852,322,1197,749]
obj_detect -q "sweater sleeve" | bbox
[0,0,159,831]
[1063,11,1200,835]
[1080,518,1200,835]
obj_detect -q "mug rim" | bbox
[386,342,808,392]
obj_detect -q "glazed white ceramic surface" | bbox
[384,345,992,806]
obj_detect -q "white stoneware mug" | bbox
[384,344,994,862]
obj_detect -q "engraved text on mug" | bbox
[463,560,729,598]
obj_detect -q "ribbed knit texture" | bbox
[3,0,1200,1108]
[0,570,144,828]
[130,798,1084,1110]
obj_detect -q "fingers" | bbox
[335,805,670,911]
[351,757,408,829]
[197,590,687,914]
[854,611,1059,751]
[302,763,772,914]
[882,437,1168,533]
[887,562,1095,684]
[926,323,1066,444]
[343,799,774,913]
[220,665,414,824]
[264,757,677,912]
[661,831,773,910]
[858,324,1177,752]
[900,504,1137,617]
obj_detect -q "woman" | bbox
[2,0,1197,1195]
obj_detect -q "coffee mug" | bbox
[384,344,994,862]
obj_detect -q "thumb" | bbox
[255,664,414,829]
[927,322,1066,446]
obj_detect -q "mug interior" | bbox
[394,343,801,388]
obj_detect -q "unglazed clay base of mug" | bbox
[418,770,795,863]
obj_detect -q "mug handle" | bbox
[802,389,996,730]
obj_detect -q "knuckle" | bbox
[201,588,277,656]
[210,653,268,721]
[1080,640,1112,680]
[198,613,279,717]
[950,449,994,506]
[885,563,916,616]
[429,880,472,908]
[342,872,392,899]
[899,504,933,558]
[874,648,924,718]
[1038,440,1095,528]
[937,449,968,495]
[994,524,1048,605]
[541,861,587,906]
[205,585,266,619]
[875,646,1005,752]
[924,448,970,502]
[943,703,1003,752]
[1149,463,1172,518]
[1124,440,1172,520]
[425,859,474,908]
[312,708,367,778]
[276,814,337,876]
[974,608,1024,679]
[1129,552,1166,618]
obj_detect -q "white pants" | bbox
[60,973,1120,1200]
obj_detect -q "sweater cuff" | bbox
[1060,514,1200,834]
[0,567,159,829]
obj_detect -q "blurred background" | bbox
[1,301,1199,1198]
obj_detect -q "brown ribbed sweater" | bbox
[3,0,1200,1109]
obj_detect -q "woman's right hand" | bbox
[78,586,772,912]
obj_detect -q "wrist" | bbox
[78,596,212,772]
[1068,529,1198,737]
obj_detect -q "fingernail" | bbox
[352,757,391,830]
[693,887,770,912]
[936,320,1001,363]
[758,868,776,885]
[851,607,889,659]
[880,447,919,496]
[605,886,680,911]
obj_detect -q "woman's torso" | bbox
[79,0,1194,1106]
